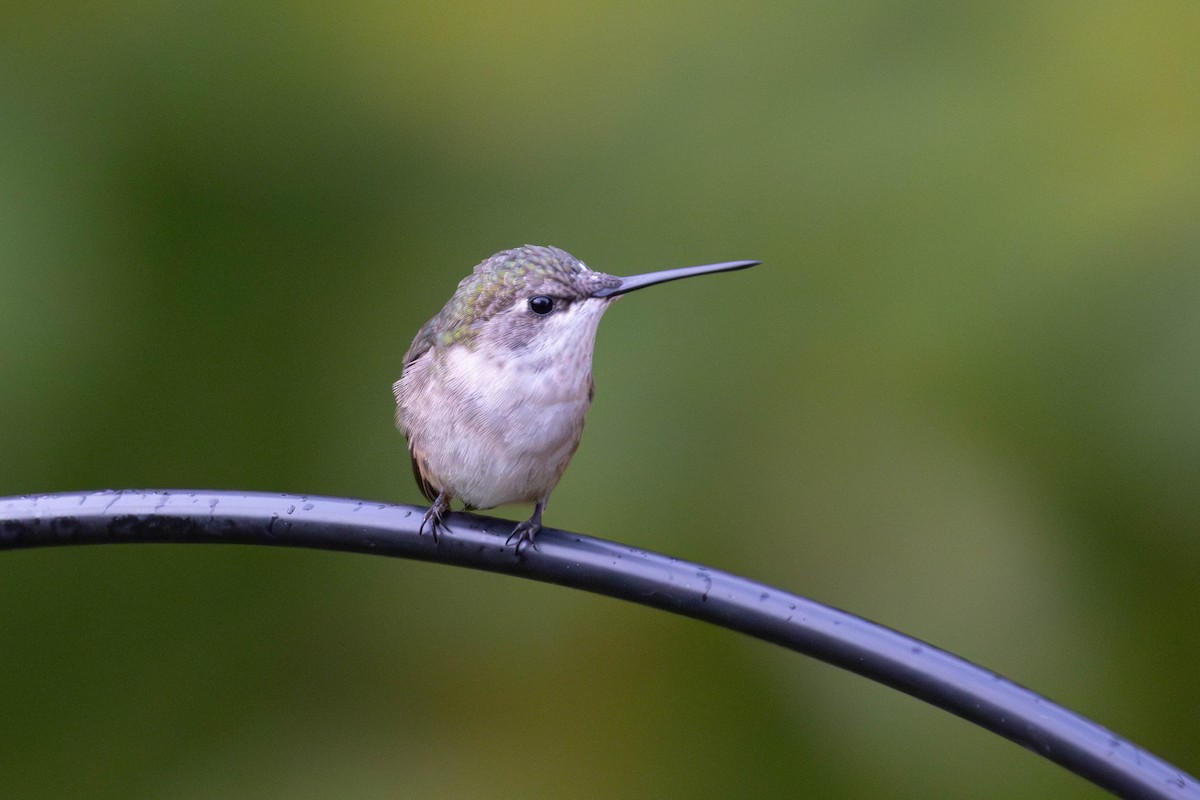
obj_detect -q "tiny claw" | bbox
[506,519,540,554]
[505,499,546,554]
[419,494,451,542]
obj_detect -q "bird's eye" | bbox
[528,295,555,316]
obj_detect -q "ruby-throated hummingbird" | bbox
[394,244,759,550]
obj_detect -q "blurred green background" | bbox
[1,2,1198,797]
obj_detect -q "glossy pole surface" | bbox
[591,259,760,298]
[1,490,1196,799]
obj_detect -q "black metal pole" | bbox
[1,489,1195,800]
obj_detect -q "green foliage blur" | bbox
[2,3,1198,797]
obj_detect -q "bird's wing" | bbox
[401,319,437,368]
[408,448,439,504]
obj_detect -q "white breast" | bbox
[396,297,610,509]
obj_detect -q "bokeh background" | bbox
[2,3,1198,798]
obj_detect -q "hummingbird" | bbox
[393,244,759,550]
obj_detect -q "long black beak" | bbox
[591,260,760,299]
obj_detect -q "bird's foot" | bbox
[506,518,541,555]
[419,494,451,542]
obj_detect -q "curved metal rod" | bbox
[1,489,1195,799]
